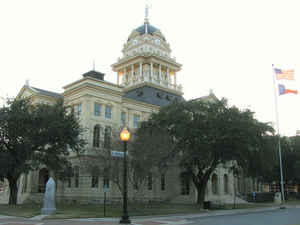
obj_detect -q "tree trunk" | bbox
[196,184,206,206]
[8,178,18,205]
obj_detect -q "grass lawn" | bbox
[0,204,42,218]
[47,203,204,219]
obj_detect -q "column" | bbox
[159,64,162,83]
[139,62,143,82]
[167,67,170,87]
[150,62,153,82]
[131,64,134,84]
[117,71,120,85]
[123,68,126,84]
[174,71,177,86]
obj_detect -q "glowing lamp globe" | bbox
[120,127,130,142]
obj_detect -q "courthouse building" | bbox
[0,15,258,204]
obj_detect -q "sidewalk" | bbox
[0,204,296,225]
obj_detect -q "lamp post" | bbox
[120,127,131,224]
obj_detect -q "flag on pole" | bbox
[274,68,295,80]
[278,84,298,95]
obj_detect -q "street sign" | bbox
[111,150,125,158]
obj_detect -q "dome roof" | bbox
[128,21,166,41]
[135,23,159,35]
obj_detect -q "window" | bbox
[212,174,218,195]
[71,106,75,116]
[104,126,111,149]
[22,173,28,193]
[93,125,101,148]
[180,172,190,195]
[77,103,82,117]
[133,172,138,190]
[121,112,126,126]
[94,103,101,116]
[105,106,112,119]
[224,174,229,194]
[103,168,110,188]
[147,173,152,190]
[67,178,71,188]
[74,166,80,188]
[91,166,99,188]
[161,173,166,191]
[133,114,140,128]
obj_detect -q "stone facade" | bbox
[0,16,264,205]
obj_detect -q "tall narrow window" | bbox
[180,172,190,195]
[105,105,112,119]
[103,168,110,188]
[104,126,111,149]
[22,173,28,193]
[67,178,71,188]
[133,114,140,128]
[147,173,152,190]
[224,174,229,194]
[133,171,138,190]
[161,173,166,191]
[212,173,218,195]
[94,103,101,116]
[91,166,99,188]
[121,112,126,126]
[71,105,75,116]
[93,125,100,148]
[74,166,79,188]
[77,103,82,117]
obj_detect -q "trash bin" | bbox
[274,192,282,204]
[203,201,211,209]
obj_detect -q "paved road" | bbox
[187,207,300,225]
[1,207,300,225]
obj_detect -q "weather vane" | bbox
[145,3,151,22]
[145,4,149,20]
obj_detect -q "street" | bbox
[187,207,300,225]
[1,207,300,225]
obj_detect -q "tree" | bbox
[133,98,273,206]
[80,126,166,202]
[0,98,86,205]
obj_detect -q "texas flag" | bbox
[278,84,298,95]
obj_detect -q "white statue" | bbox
[41,177,56,215]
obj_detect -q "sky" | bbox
[0,0,300,136]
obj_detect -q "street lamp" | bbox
[120,127,131,224]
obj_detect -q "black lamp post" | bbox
[120,127,131,224]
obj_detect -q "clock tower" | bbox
[111,11,183,102]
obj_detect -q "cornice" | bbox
[122,82,183,96]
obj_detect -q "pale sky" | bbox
[1,0,300,136]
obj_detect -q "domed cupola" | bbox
[128,21,166,42]
[112,7,182,96]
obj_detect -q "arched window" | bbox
[93,125,101,148]
[104,126,111,149]
[224,174,229,194]
[38,168,49,193]
[212,173,218,195]
[91,166,99,188]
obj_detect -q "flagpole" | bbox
[272,64,285,203]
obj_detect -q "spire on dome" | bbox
[144,4,150,33]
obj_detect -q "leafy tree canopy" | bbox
[0,98,86,204]
[133,97,273,205]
